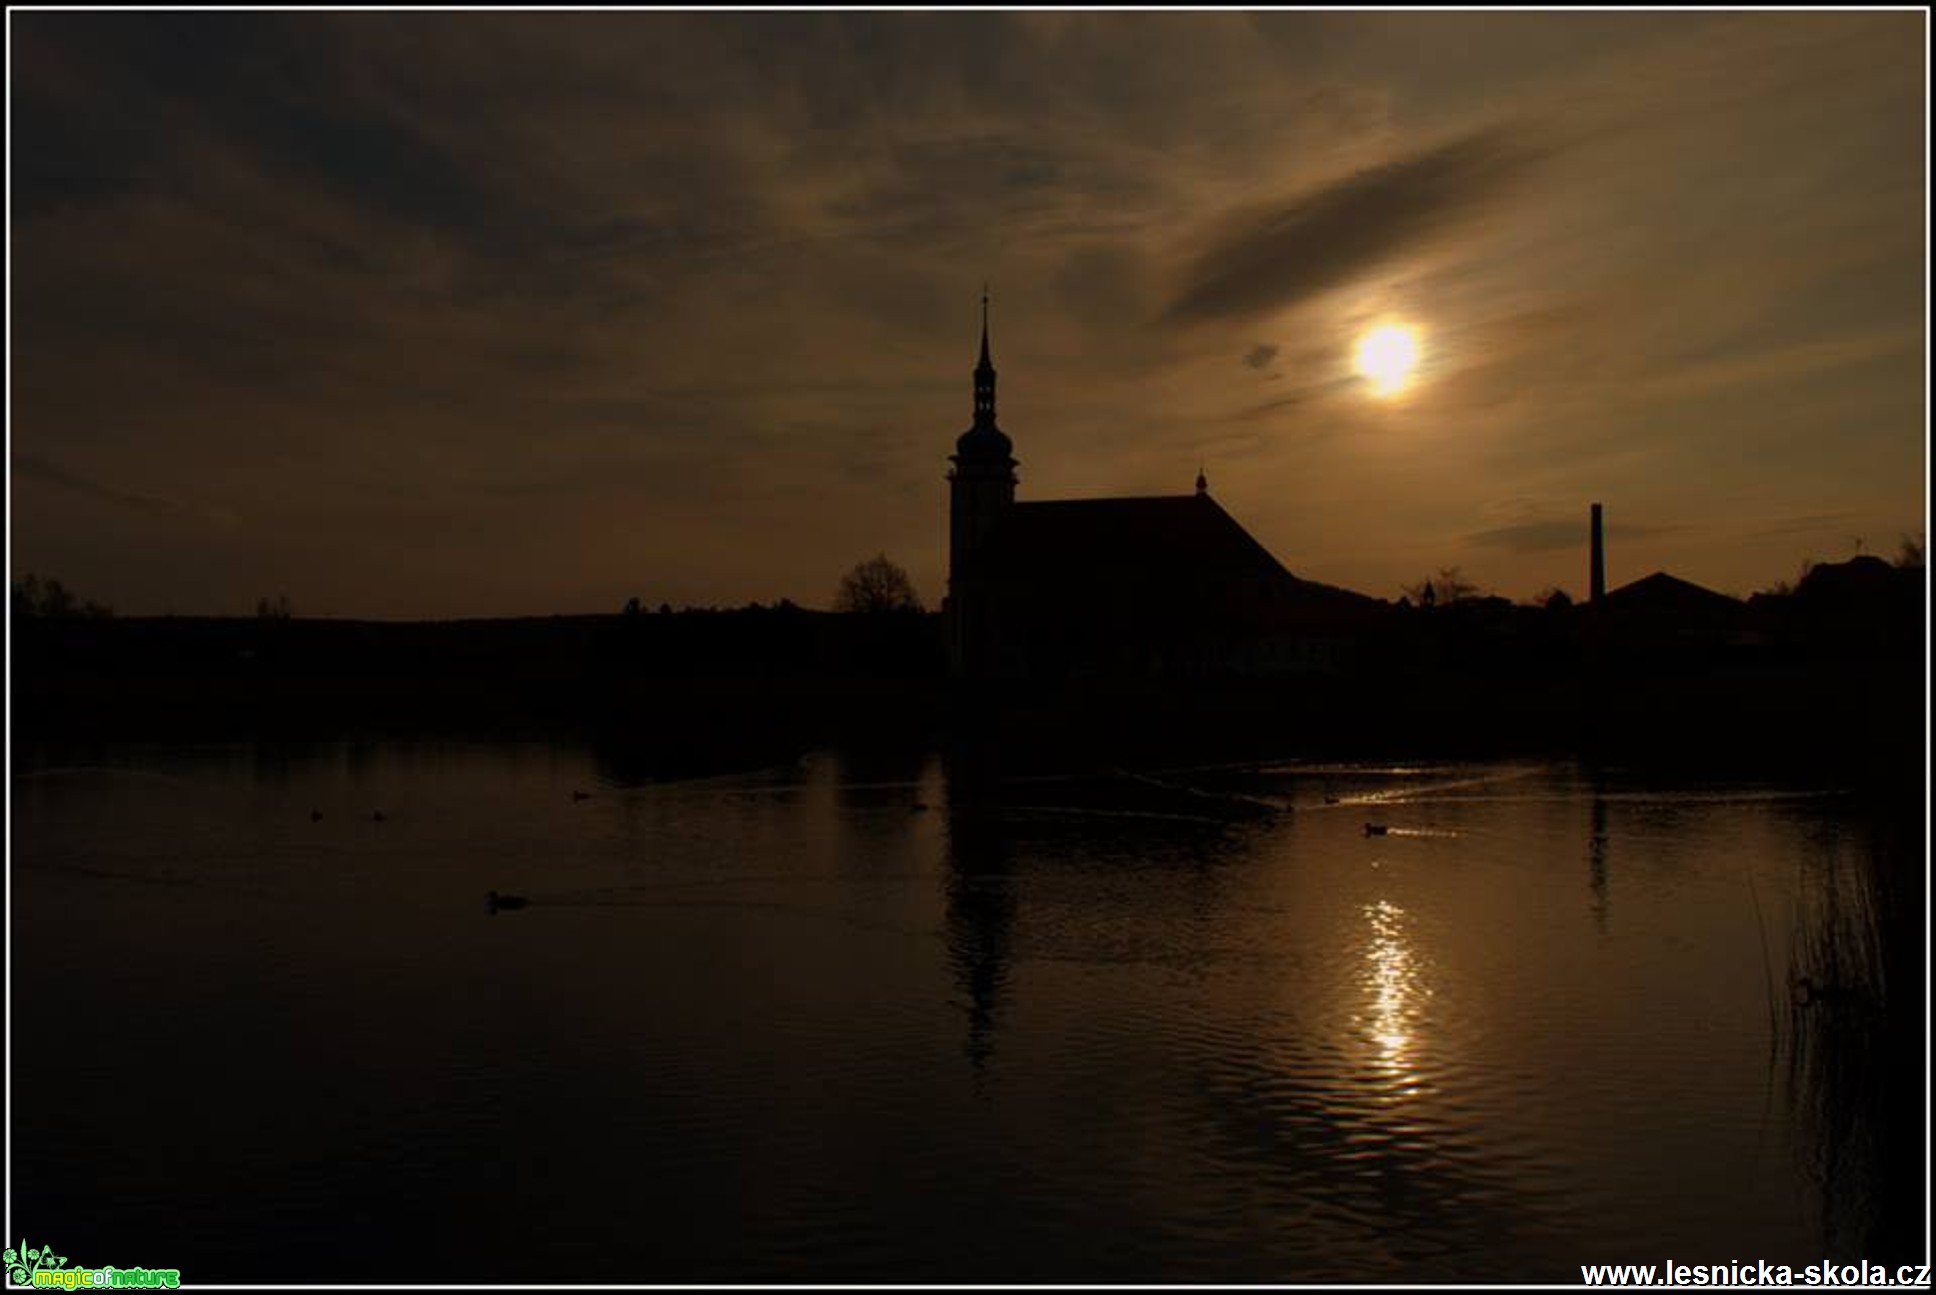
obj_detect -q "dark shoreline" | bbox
[11,611,1923,793]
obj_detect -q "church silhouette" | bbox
[944,296,1385,681]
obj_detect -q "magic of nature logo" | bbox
[4,1241,180,1290]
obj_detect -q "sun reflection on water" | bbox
[1360,898,1431,1087]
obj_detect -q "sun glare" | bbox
[1355,324,1421,397]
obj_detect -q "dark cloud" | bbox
[1464,520,1581,553]
[15,452,185,516]
[1165,127,1543,324]
[1223,348,1359,421]
[12,18,432,228]
[1228,393,1314,424]
[9,89,150,219]
[1466,518,1691,554]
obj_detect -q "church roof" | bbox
[991,495,1279,576]
[979,493,1384,631]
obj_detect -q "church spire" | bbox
[973,286,997,427]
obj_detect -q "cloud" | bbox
[12,452,239,527]
[1463,520,1583,553]
[14,452,173,511]
[1164,126,1543,325]
[1466,516,1691,554]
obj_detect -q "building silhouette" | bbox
[944,297,1382,680]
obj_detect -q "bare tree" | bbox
[834,554,924,615]
[1401,567,1482,607]
[1763,556,1822,598]
[12,573,111,619]
[38,577,74,618]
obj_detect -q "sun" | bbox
[1355,324,1421,397]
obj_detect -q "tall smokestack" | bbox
[1590,503,1606,605]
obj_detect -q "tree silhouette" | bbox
[12,573,111,619]
[1402,567,1481,607]
[834,554,924,614]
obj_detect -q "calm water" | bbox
[8,741,1908,1281]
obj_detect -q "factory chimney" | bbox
[1589,503,1606,605]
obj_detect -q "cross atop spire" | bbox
[973,285,997,427]
[979,284,991,365]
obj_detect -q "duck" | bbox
[1363,823,1390,837]
[487,890,530,914]
[911,802,930,814]
[571,790,593,802]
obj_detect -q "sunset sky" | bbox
[10,11,1926,618]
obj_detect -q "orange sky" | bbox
[10,12,1927,617]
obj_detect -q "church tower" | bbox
[947,291,1017,677]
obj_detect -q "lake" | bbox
[9,739,1919,1282]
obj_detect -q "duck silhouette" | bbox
[571,790,593,802]
[487,890,530,915]
[1363,823,1390,837]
